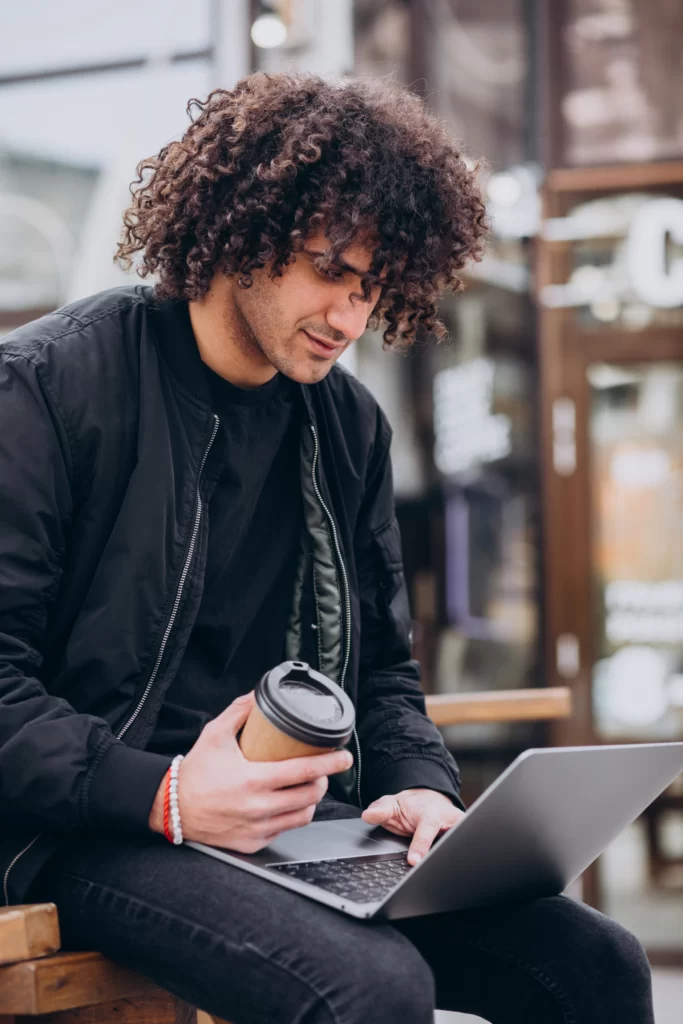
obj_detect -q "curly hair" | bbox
[115,72,488,346]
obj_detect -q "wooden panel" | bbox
[537,176,597,749]
[571,327,683,362]
[425,687,571,727]
[14,991,178,1024]
[535,0,567,169]
[0,952,158,1015]
[0,906,61,967]
[546,161,683,194]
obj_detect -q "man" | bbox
[0,73,653,1023]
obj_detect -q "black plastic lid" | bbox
[255,661,355,747]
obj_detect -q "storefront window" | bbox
[427,0,528,170]
[589,364,683,946]
[354,0,411,83]
[589,362,683,741]
[562,0,683,165]
[428,286,540,747]
[541,192,683,332]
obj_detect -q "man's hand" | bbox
[361,788,466,866]
[149,691,353,853]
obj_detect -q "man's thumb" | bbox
[361,796,394,822]
[209,691,256,740]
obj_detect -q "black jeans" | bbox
[31,799,654,1024]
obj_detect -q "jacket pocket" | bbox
[372,517,412,650]
[373,517,405,602]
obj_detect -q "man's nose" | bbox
[325,292,372,343]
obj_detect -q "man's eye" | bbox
[320,267,344,281]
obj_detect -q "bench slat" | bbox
[0,952,157,1015]
[0,907,60,968]
[425,687,572,726]
[11,991,182,1024]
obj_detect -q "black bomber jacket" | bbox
[0,286,463,905]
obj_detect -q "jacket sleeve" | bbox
[0,351,170,833]
[353,410,465,811]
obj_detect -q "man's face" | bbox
[225,229,382,384]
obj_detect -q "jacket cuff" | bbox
[87,743,173,830]
[362,756,466,812]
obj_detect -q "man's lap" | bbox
[31,820,434,1024]
[29,798,654,1024]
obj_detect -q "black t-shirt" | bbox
[147,363,302,756]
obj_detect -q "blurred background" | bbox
[1,0,682,1004]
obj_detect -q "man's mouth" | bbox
[303,330,343,357]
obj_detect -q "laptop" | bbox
[187,742,683,920]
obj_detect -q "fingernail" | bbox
[410,853,422,865]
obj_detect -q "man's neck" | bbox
[188,276,277,390]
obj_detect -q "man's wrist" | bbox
[148,774,167,834]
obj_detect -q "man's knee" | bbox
[340,928,436,1024]
[586,911,652,992]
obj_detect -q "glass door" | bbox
[589,362,683,743]
[542,328,683,959]
[586,360,683,952]
[538,165,683,961]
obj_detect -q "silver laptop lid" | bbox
[379,742,683,920]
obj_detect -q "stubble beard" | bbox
[229,283,330,384]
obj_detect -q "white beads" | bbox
[169,754,184,845]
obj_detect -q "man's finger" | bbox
[407,815,442,866]
[264,776,328,817]
[253,748,353,789]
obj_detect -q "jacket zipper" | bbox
[116,414,220,740]
[309,424,363,808]
[3,835,41,906]
[2,415,220,906]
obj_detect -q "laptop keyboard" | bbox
[268,852,413,903]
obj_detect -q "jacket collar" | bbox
[145,291,213,410]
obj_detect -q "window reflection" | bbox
[541,193,683,331]
[428,0,528,170]
[430,290,540,747]
[354,0,411,83]
[563,0,683,164]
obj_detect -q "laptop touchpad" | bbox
[239,819,410,867]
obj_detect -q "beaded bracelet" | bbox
[163,754,185,845]
[169,754,184,845]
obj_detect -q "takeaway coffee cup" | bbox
[238,660,355,761]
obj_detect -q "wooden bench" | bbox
[0,686,571,1024]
